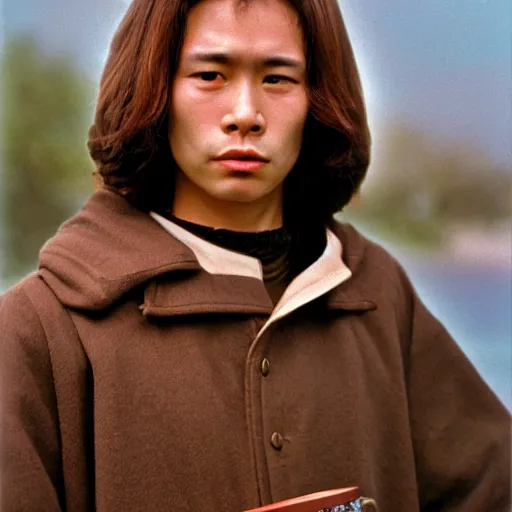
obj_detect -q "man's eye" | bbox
[196,72,221,82]
[264,75,294,85]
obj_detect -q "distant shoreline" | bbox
[349,220,511,270]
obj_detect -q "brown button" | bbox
[270,432,284,450]
[261,358,270,376]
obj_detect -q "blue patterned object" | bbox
[319,497,362,511]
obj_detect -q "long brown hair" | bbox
[88,0,371,225]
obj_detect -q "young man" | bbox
[1,0,509,510]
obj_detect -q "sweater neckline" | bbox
[167,216,292,283]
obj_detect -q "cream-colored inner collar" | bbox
[150,212,263,279]
[150,212,352,323]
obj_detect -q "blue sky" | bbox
[4,0,512,168]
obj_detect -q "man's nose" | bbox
[221,82,266,136]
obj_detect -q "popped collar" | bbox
[150,211,352,340]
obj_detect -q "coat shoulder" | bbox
[330,220,413,295]
[1,273,70,356]
[1,274,49,338]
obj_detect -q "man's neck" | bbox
[172,188,283,232]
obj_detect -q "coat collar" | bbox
[148,212,376,320]
[38,190,376,316]
[150,212,263,280]
[39,190,201,310]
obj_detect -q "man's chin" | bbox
[212,191,265,204]
[210,184,271,204]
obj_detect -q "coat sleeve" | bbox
[0,283,64,511]
[404,278,511,511]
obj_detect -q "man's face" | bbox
[169,0,308,214]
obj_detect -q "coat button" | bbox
[270,432,284,450]
[261,358,270,376]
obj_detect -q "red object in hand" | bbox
[244,487,361,512]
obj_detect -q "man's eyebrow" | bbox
[187,52,231,64]
[263,57,304,70]
[185,52,305,70]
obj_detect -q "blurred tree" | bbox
[1,35,94,281]
[345,123,512,247]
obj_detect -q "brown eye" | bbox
[264,75,294,85]
[197,72,221,81]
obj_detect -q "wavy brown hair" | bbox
[88,0,370,226]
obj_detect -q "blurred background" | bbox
[1,0,511,408]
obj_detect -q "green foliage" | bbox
[345,124,512,248]
[2,35,95,280]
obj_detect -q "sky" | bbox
[3,0,512,169]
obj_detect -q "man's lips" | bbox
[214,148,269,161]
[215,159,266,172]
[212,149,269,172]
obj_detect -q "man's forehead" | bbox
[180,0,305,60]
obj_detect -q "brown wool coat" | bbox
[1,190,510,512]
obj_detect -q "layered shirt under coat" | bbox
[1,190,509,512]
